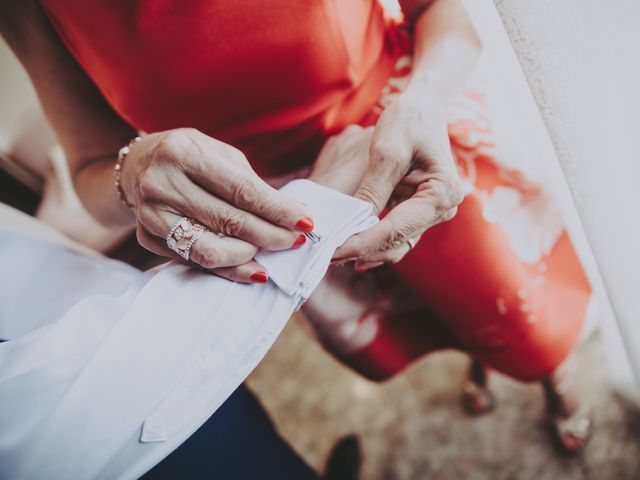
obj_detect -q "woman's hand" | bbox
[332,0,480,270]
[333,89,464,269]
[308,125,374,195]
[120,128,314,283]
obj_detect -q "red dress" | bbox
[40,0,590,381]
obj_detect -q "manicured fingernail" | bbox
[250,271,269,283]
[295,217,314,233]
[292,234,307,248]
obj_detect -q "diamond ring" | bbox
[166,217,207,261]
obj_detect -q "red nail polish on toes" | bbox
[250,271,268,283]
[295,217,314,233]
[292,234,307,248]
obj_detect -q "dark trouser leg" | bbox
[143,385,318,480]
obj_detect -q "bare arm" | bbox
[0,0,137,227]
[401,0,482,104]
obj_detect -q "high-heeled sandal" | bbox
[548,407,592,454]
[461,360,496,415]
[461,380,496,415]
[543,372,592,454]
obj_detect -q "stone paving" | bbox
[248,316,640,480]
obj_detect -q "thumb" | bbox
[354,141,410,214]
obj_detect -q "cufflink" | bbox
[303,231,321,243]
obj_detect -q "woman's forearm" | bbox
[74,158,136,227]
[1,0,137,227]
[402,0,482,103]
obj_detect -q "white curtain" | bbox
[492,0,640,403]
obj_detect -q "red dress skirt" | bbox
[40,0,591,381]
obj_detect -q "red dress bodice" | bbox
[41,0,404,176]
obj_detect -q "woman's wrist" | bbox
[404,73,455,105]
[73,157,137,228]
[394,86,448,121]
[114,136,142,209]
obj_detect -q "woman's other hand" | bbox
[120,128,314,283]
[308,125,374,195]
[333,0,480,270]
[333,90,464,268]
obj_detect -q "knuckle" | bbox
[193,243,222,269]
[218,207,247,237]
[446,178,465,207]
[135,205,158,230]
[229,177,260,210]
[389,250,407,264]
[356,182,385,210]
[429,174,464,213]
[137,171,166,200]
[266,198,295,225]
[370,140,404,168]
[380,223,415,252]
[157,130,188,157]
[380,232,405,251]
[343,124,361,135]
[224,144,249,164]
[156,128,200,163]
[442,206,459,222]
[346,235,369,258]
[176,127,200,137]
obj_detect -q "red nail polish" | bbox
[292,234,307,248]
[295,217,314,233]
[250,271,268,283]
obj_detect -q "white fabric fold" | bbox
[256,180,377,301]
[0,180,377,480]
